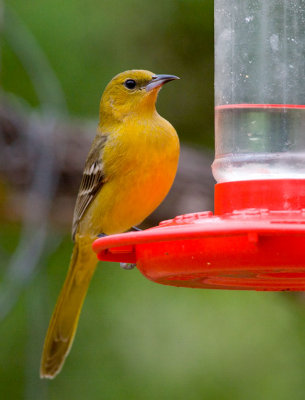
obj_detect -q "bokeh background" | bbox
[1,1,305,399]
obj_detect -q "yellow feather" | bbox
[40,236,97,378]
[40,70,180,378]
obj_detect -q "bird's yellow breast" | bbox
[79,112,179,236]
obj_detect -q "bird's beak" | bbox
[146,74,180,92]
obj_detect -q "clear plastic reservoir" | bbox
[213,0,305,183]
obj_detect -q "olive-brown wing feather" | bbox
[72,134,108,239]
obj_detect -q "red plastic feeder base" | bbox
[92,179,305,291]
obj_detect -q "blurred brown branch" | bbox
[0,98,215,231]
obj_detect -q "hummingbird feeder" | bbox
[93,0,305,291]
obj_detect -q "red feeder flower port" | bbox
[93,1,305,291]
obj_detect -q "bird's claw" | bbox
[131,226,142,231]
[120,262,136,270]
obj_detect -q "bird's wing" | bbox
[72,133,108,240]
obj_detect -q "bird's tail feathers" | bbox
[40,237,98,379]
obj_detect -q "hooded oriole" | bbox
[40,70,180,378]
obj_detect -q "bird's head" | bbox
[99,70,179,125]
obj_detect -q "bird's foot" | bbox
[131,226,142,232]
[120,263,136,270]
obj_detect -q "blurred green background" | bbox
[1,1,305,399]
[2,0,214,147]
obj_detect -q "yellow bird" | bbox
[40,70,180,378]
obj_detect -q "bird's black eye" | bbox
[124,79,136,89]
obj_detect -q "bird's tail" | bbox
[40,236,98,379]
